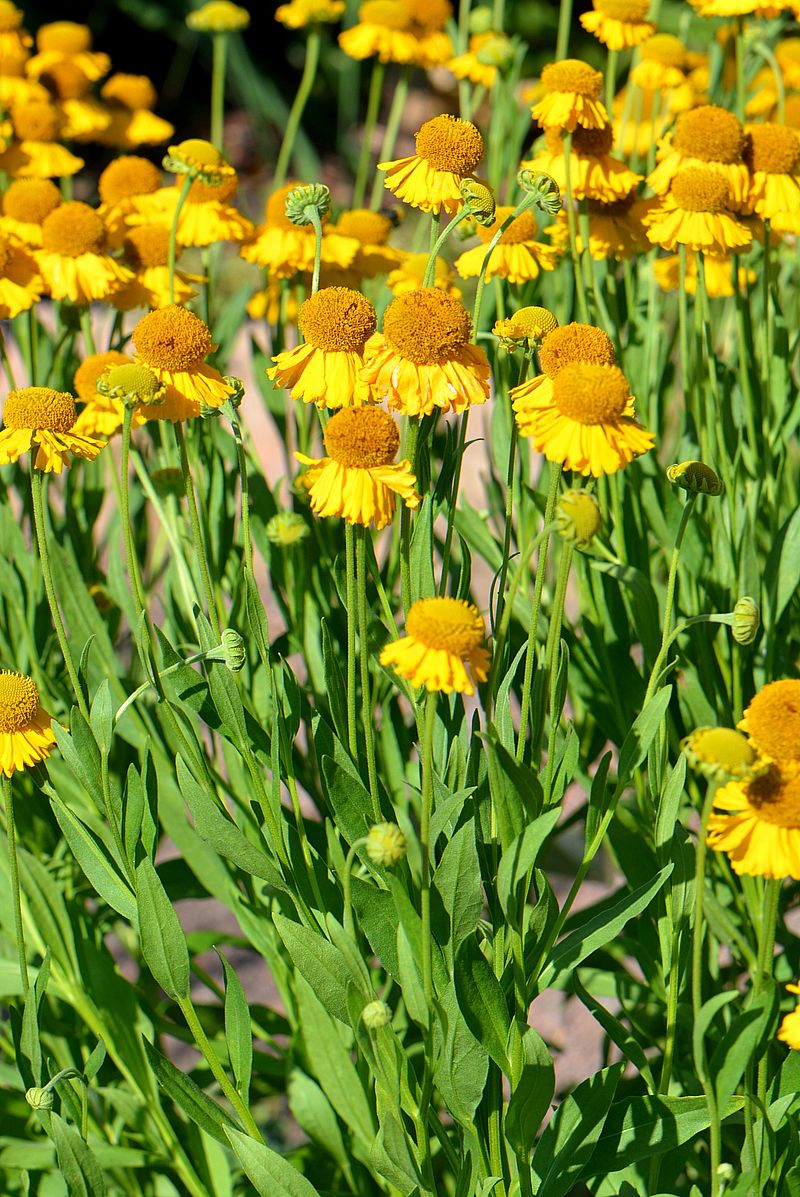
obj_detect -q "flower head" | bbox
[0,386,103,471]
[339,0,452,65]
[648,106,749,204]
[647,166,752,254]
[277,0,344,27]
[580,0,655,51]
[37,201,133,303]
[187,1,251,32]
[379,114,485,214]
[72,350,140,438]
[708,760,800,878]
[732,596,759,646]
[132,305,233,421]
[683,726,759,782]
[1,178,61,246]
[98,362,166,409]
[296,406,419,528]
[380,597,489,695]
[454,205,560,283]
[98,155,162,206]
[366,820,407,866]
[266,511,309,546]
[554,489,602,548]
[779,984,800,1050]
[0,670,56,776]
[493,305,558,350]
[666,459,724,496]
[739,680,800,763]
[532,59,609,131]
[540,321,616,375]
[164,138,234,183]
[362,999,392,1028]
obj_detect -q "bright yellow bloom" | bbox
[547,192,658,260]
[708,761,800,879]
[521,125,641,202]
[630,34,689,89]
[0,670,55,777]
[493,305,558,350]
[71,350,144,438]
[531,59,609,132]
[0,386,103,472]
[0,99,84,177]
[380,597,489,695]
[386,250,462,298]
[379,113,485,214]
[744,122,800,232]
[454,205,560,283]
[647,167,752,254]
[39,61,112,142]
[0,178,61,247]
[296,406,419,529]
[447,31,510,88]
[128,173,254,246]
[112,226,201,310]
[691,0,790,17]
[683,726,759,782]
[240,182,359,278]
[35,201,133,304]
[739,679,800,764]
[321,208,403,284]
[515,361,653,476]
[0,231,43,315]
[188,0,251,31]
[277,0,344,25]
[97,75,175,148]
[361,288,490,417]
[97,155,163,246]
[0,2,32,62]
[512,321,616,427]
[339,0,453,66]
[648,105,749,208]
[778,984,800,1050]
[132,305,234,421]
[580,0,654,51]
[269,287,377,409]
[26,21,110,83]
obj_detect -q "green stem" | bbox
[352,60,385,208]
[0,325,17,390]
[356,527,380,818]
[178,996,263,1140]
[175,422,223,639]
[755,878,781,1105]
[274,28,322,189]
[762,219,773,406]
[2,777,28,996]
[423,207,472,288]
[472,195,538,335]
[345,523,358,759]
[605,47,617,114]
[370,67,410,208]
[542,542,573,795]
[438,411,469,595]
[516,462,561,763]
[493,355,530,634]
[563,134,589,322]
[308,205,323,295]
[734,17,746,121]
[79,308,96,357]
[168,174,193,306]
[30,464,88,719]
[692,787,722,1196]
[400,418,420,617]
[556,0,574,59]
[226,400,254,577]
[210,33,228,150]
[419,690,437,1015]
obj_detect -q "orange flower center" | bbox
[133,305,213,371]
[11,100,60,142]
[414,114,485,175]
[742,679,800,761]
[98,156,162,205]
[382,288,472,364]
[188,173,239,204]
[2,178,61,224]
[586,192,636,216]
[37,20,92,53]
[323,406,400,468]
[743,761,800,827]
[123,225,170,269]
[74,351,132,402]
[747,123,800,175]
[336,207,392,244]
[406,596,485,657]
[639,33,686,67]
[0,670,40,732]
[541,59,602,98]
[477,206,539,244]
[41,61,90,100]
[552,363,630,424]
[595,0,650,20]
[358,0,412,29]
[4,386,76,432]
[0,235,11,271]
[298,286,377,352]
[670,167,730,213]
[406,0,452,30]
[673,105,744,165]
[539,321,616,377]
[101,74,157,111]
[41,202,105,256]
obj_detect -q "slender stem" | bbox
[30,464,88,719]
[542,542,573,795]
[605,48,617,114]
[79,308,96,357]
[352,60,385,208]
[168,175,193,306]
[345,523,358,759]
[400,418,420,617]
[227,400,254,577]
[274,29,322,189]
[424,208,472,288]
[555,0,574,59]
[419,690,437,1015]
[210,33,228,150]
[174,422,222,639]
[516,463,561,763]
[691,787,722,1196]
[734,17,746,121]
[370,67,410,208]
[2,777,28,996]
[0,326,17,390]
[563,134,589,322]
[120,406,150,624]
[26,308,38,386]
[178,996,263,1140]
[356,527,380,818]
[472,195,538,335]
[493,354,530,633]
[438,411,469,595]
[308,205,323,295]
[762,220,773,406]
[755,879,781,1105]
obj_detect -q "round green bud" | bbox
[362,999,392,1029]
[365,821,406,867]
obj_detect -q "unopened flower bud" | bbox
[731,596,759,645]
[516,169,562,214]
[187,0,250,33]
[199,400,224,419]
[97,363,165,408]
[362,999,392,1029]
[666,460,724,496]
[285,183,331,226]
[220,628,246,672]
[554,489,601,549]
[460,178,495,226]
[163,138,235,184]
[468,5,494,33]
[224,375,245,408]
[682,726,759,783]
[493,305,558,350]
[266,511,309,547]
[717,1163,735,1185]
[365,821,406,867]
[476,33,516,71]
[26,1086,53,1110]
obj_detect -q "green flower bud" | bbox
[516,169,562,215]
[554,489,601,550]
[468,5,494,33]
[682,726,759,783]
[365,821,406,867]
[266,512,309,547]
[475,33,516,71]
[666,460,724,496]
[285,183,331,227]
[26,1086,53,1110]
[731,596,759,645]
[97,363,165,408]
[460,178,496,226]
[163,138,234,184]
[224,375,246,408]
[220,628,246,672]
[362,999,392,1029]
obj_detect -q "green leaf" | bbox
[225,1127,322,1197]
[454,937,511,1074]
[135,858,190,1001]
[410,494,436,601]
[143,1040,240,1145]
[49,793,136,921]
[48,1112,106,1197]
[89,679,113,755]
[531,1063,624,1197]
[774,505,800,625]
[287,1070,349,1168]
[433,819,483,956]
[505,1025,555,1156]
[433,982,489,1127]
[711,982,777,1114]
[216,949,253,1104]
[497,808,561,922]
[273,912,353,1024]
[615,687,672,796]
[397,922,427,1027]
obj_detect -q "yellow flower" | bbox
[0,2,32,62]
[708,760,800,879]
[580,0,655,51]
[132,305,234,421]
[386,250,461,298]
[339,0,453,66]
[647,167,753,254]
[187,1,251,32]
[0,386,103,472]
[128,172,254,246]
[744,122,800,232]
[269,287,377,409]
[447,31,510,88]
[778,984,800,1050]
[322,208,403,284]
[97,155,163,246]
[547,192,658,260]
[35,201,133,304]
[361,288,490,417]
[71,350,144,438]
[516,361,654,476]
[652,249,755,297]
[97,75,175,149]
[26,21,110,83]
[683,726,759,782]
[277,0,344,26]
[521,125,641,202]
[0,99,84,177]
[532,59,609,132]
[739,679,800,764]
[0,670,55,777]
[454,205,560,283]
[554,489,602,548]
[512,321,616,428]
[380,596,489,695]
[648,105,749,207]
[240,182,359,278]
[630,34,688,89]
[46,63,113,141]
[691,0,791,17]
[379,113,485,214]
[296,406,419,529]
[493,305,559,350]
[165,137,234,182]
[0,231,43,316]
[112,226,202,311]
